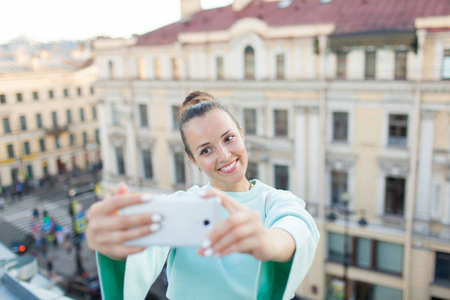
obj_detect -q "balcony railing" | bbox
[413,218,450,241]
[44,125,69,135]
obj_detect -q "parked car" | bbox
[61,273,101,300]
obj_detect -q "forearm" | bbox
[266,228,295,262]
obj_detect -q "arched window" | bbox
[244,46,255,80]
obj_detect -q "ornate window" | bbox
[244,46,255,80]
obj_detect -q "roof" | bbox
[136,0,450,46]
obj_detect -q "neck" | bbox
[211,178,251,192]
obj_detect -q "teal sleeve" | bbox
[96,252,126,300]
[259,191,320,300]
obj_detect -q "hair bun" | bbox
[180,90,215,117]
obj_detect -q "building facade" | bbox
[93,0,450,299]
[0,42,100,190]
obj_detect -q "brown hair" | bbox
[179,90,240,159]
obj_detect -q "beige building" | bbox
[93,0,450,299]
[0,43,100,189]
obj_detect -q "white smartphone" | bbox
[119,194,221,247]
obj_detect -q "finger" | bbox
[201,189,243,213]
[98,222,159,244]
[213,223,254,254]
[208,212,248,244]
[218,238,253,258]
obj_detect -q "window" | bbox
[327,232,352,263]
[20,115,27,131]
[3,117,11,133]
[274,165,289,190]
[83,131,88,146]
[92,106,97,120]
[246,162,258,180]
[42,161,49,175]
[66,109,72,124]
[244,46,255,80]
[244,108,257,135]
[337,52,347,79]
[138,104,148,127]
[69,134,75,146]
[52,111,58,128]
[0,94,5,104]
[142,150,153,179]
[138,58,146,79]
[39,139,46,152]
[115,147,125,175]
[216,56,224,80]
[77,87,82,96]
[23,141,31,155]
[442,50,450,80]
[36,113,42,128]
[172,58,180,80]
[385,177,405,216]
[365,51,376,79]
[48,90,54,99]
[171,105,180,130]
[80,108,85,122]
[373,285,402,300]
[55,136,61,149]
[332,112,348,142]
[274,109,288,137]
[7,144,14,158]
[95,129,100,144]
[174,153,186,184]
[356,238,372,269]
[435,252,450,284]
[90,86,95,95]
[331,171,348,205]
[154,59,162,80]
[33,91,39,100]
[394,50,407,80]
[16,93,23,102]
[276,54,285,80]
[376,241,403,274]
[108,61,115,79]
[26,165,33,180]
[388,114,408,147]
[63,88,69,98]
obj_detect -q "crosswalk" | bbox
[0,193,94,234]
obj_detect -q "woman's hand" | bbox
[86,183,161,261]
[198,189,295,262]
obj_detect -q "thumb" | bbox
[115,182,129,196]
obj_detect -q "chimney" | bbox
[233,0,252,11]
[180,0,202,19]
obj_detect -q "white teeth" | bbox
[221,160,236,171]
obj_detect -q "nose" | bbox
[216,144,231,163]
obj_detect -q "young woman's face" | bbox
[184,108,249,192]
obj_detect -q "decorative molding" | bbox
[421,109,437,120]
[109,132,126,147]
[325,152,357,170]
[377,157,410,176]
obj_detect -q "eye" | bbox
[224,135,234,142]
[200,148,211,155]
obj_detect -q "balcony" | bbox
[44,125,69,135]
[413,218,450,242]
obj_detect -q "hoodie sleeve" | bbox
[258,190,320,300]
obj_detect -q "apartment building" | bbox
[93,0,450,299]
[0,42,100,189]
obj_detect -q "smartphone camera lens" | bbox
[203,219,210,226]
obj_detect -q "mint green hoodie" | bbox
[97,180,320,300]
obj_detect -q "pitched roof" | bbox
[136,0,450,46]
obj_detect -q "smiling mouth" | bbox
[218,159,238,172]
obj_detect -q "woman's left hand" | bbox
[198,189,295,262]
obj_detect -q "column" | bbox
[415,110,436,220]
[318,35,328,81]
[415,29,427,82]
[295,107,307,198]
[308,107,320,202]
[98,101,112,179]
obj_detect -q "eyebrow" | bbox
[196,129,232,151]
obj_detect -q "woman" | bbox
[86,91,320,300]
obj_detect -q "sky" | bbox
[0,0,233,44]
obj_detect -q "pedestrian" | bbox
[64,233,72,254]
[31,207,39,220]
[46,259,55,278]
[86,91,320,299]
[40,236,48,258]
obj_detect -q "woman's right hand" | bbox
[86,183,160,261]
